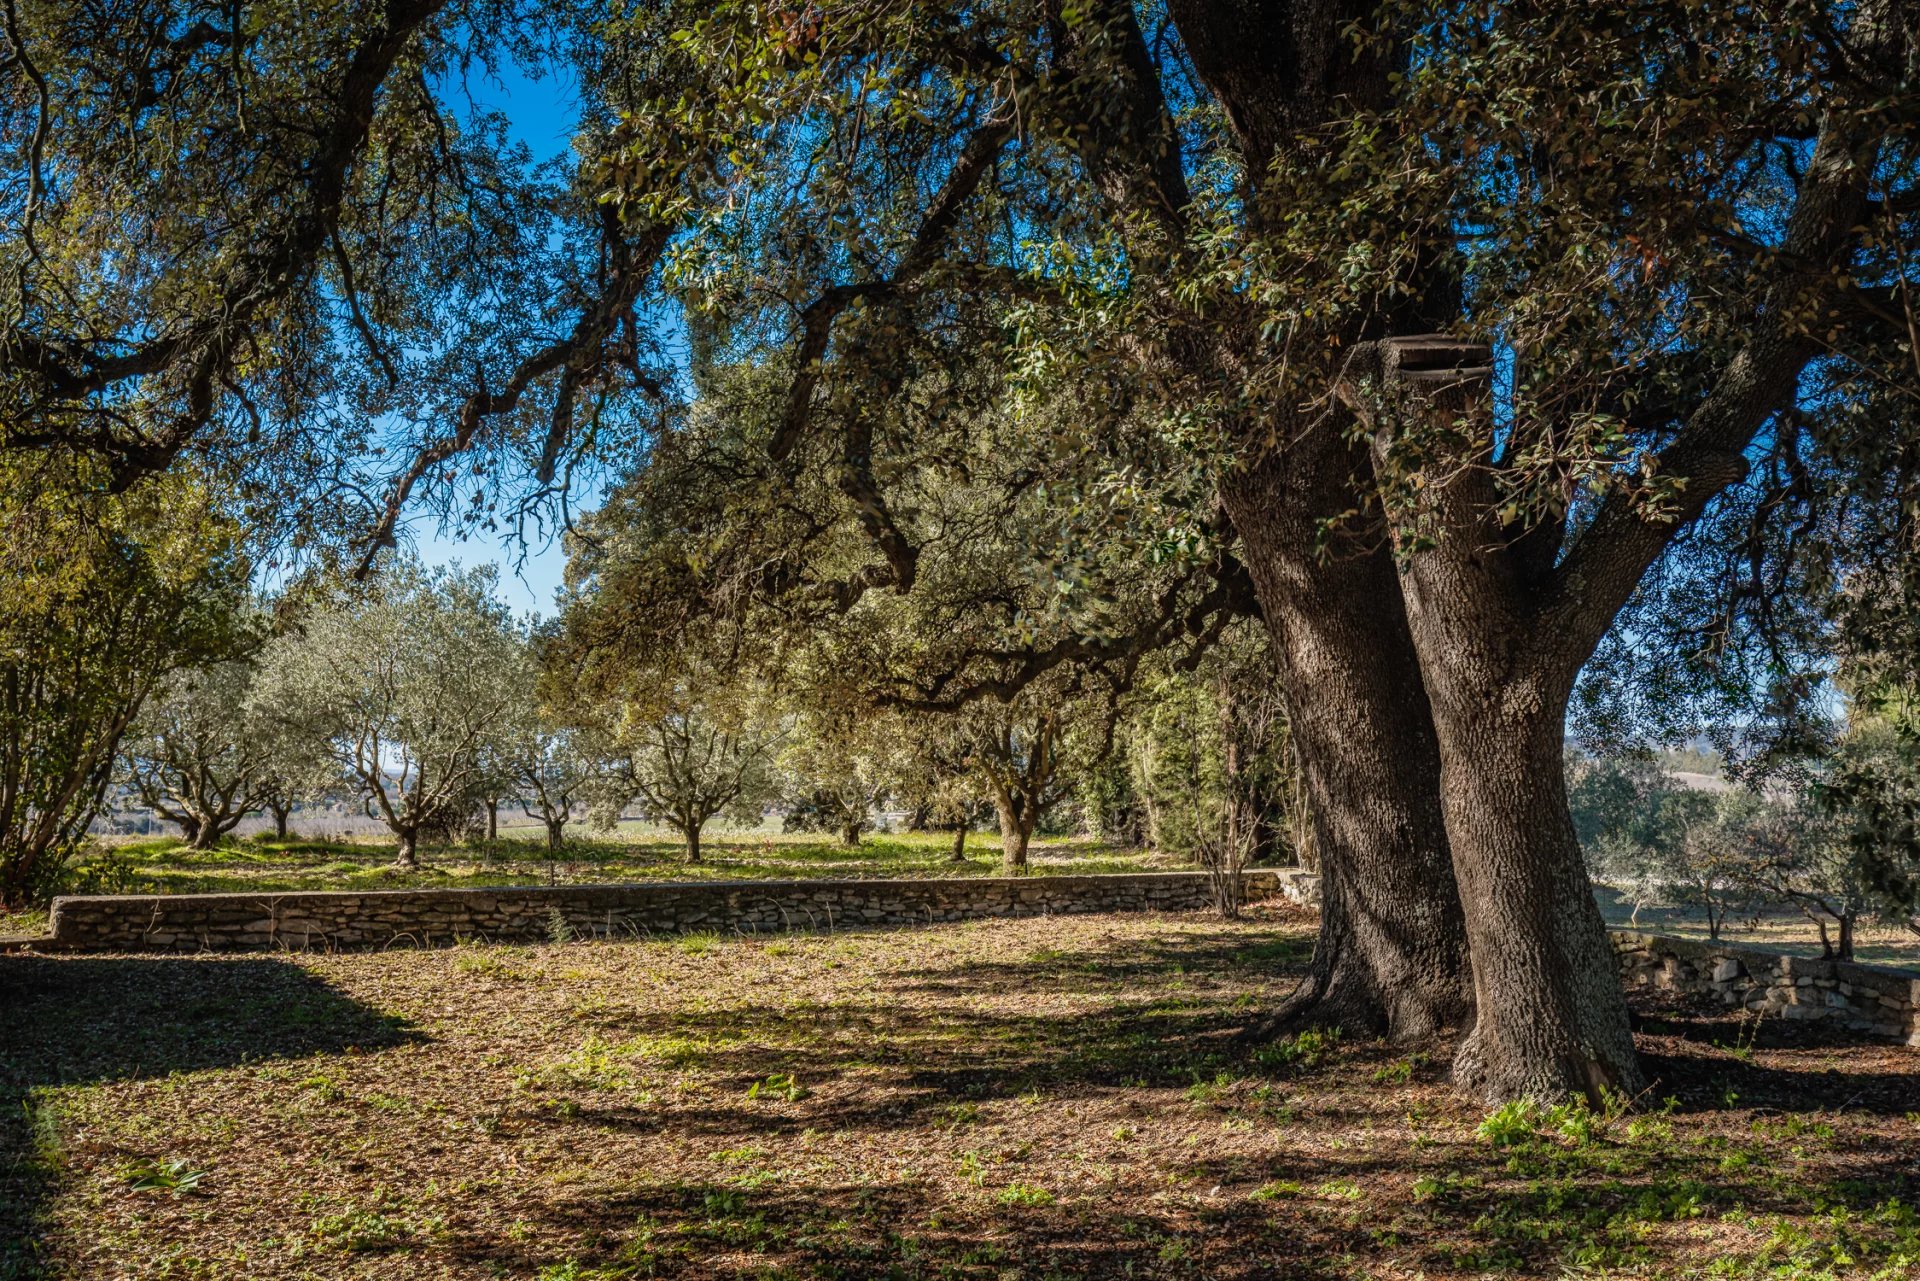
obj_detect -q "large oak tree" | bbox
[570,0,1917,1099]
[8,0,1916,1103]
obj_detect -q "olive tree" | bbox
[600,696,781,861]
[779,711,909,849]
[253,561,522,868]
[118,658,277,849]
[506,722,598,855]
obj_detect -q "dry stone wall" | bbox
[45,868,1323,953]
[1613,930,1919,1047]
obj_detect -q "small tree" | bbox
[253,562,523,868]
[606,699,780,861]
[505,721,599,856]
[1813,716,1920,944]
[967,697,1090,874]
[893,716,995,861]
[780,712,907,849]
[119,659,277,849]
[1569,752,1720,929]
[1722,800,1877,962]
[1664,791,1762,941]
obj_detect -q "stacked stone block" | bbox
[1612,930,1919,1047]
[46,868,1324,953]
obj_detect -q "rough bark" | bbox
[267,800,291,841]
[1422,672,1644,1102]
[1364,361,1645,1101]
[546,819,566,856]
[950,822,968,861]
[1221,443,1473,1043]
[994,794,1032,873]
[484,797,499,842]
[683,821,703,862]
[393,828,418,869]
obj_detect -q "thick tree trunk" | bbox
[995,796,1032,873]
[205,809,245,847]
[1383,443,1645,1101]
[1421,685,1645,1103]
[547,819,566,856]
[178,814,206,848]
[682,821,702,862]
[393,828,419,869]
[1222,448,1473,1042]
[268,801,291,840]
[838,816,863,848]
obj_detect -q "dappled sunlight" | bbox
[5,912,1915,1279]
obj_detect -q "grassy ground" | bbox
[3,905,1916,1280]
[1594,886,1920,968]
[0,829,1170,937]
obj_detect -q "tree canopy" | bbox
[4,0,1916,1103]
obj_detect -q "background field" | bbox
[12,829,1920,970]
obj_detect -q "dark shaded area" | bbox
[1626,986,1920,1116]
[0,955,416,1280]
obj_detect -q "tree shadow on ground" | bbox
[1625,988,1920,1115]
[503,1166,1358,1280]
[0,955,417,1281]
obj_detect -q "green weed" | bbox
[122,1155,207,1197]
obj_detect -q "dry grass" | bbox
[3,906,1917,1280]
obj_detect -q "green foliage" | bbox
[121,1155,207,1198]
[117,653,283,850]
[0,464,253,906]
[0,0,673,569]
[250,559,523,865]
[1253,1027,1341,1073]
[1476,1100,1543,1149]
[744,1073,805,1103]
[996,1182,1054,1208]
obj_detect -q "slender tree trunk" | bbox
[683,820,703,862]
[547,819,565,856]
[1836,914,1855,962]
[393,827,419,869]
[485,797,498,842]
[268,800,291,840]
[950,821,968,862]
[1222,447,1473,1043]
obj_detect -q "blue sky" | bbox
[410,48,588,616]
